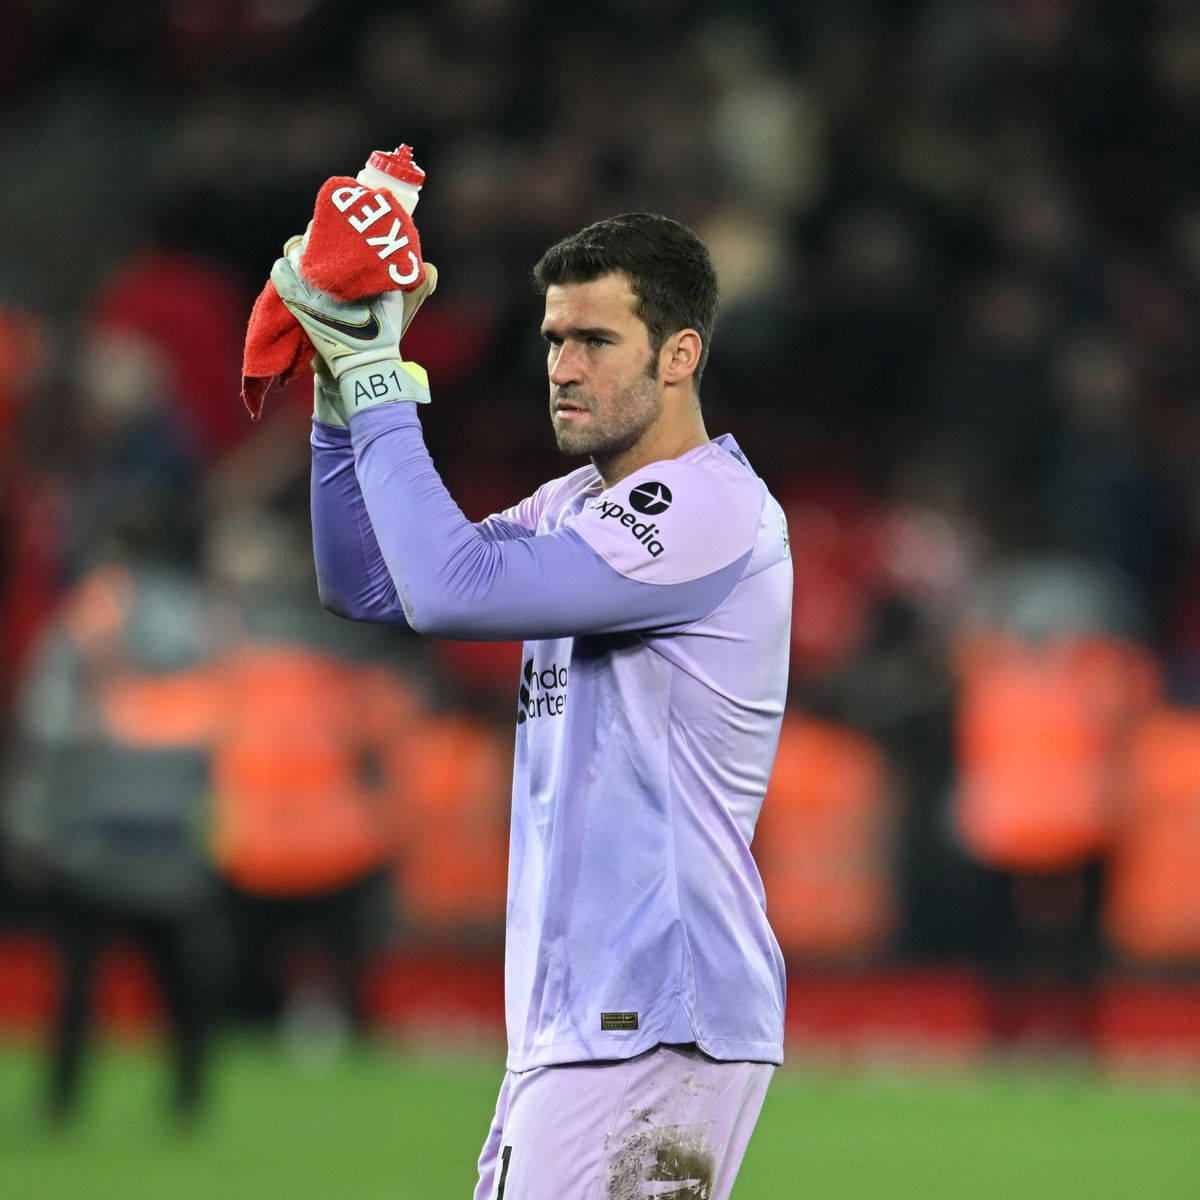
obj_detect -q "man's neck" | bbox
[594,413,709,488]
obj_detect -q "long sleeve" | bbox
[311,418,541,623]
[344,404,750,642]
[311,418,409,624]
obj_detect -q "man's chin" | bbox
[553,428,596,456]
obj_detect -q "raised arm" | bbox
[312,418,540,623]
[311,417,407,623]
[346,403,752,642]
[279,254,755,641]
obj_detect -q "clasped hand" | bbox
[271,238,437,425]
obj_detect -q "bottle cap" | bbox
[365,144,425,188]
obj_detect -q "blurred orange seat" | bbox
[387,713,511,934]
[755,715,895,961]
[103,646,418,897]
[1105,708,1200,963]
[953,633,1161,872]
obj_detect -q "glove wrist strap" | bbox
[340,360,431,412]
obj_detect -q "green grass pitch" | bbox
[1,1036,1198,1198]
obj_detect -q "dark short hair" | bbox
[533,213,718,390]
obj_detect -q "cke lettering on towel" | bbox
[298,175,426,298]
[327,183,421,286]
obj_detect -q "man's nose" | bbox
[549,343,583,386]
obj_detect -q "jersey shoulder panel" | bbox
[492,463,602,533]
[570,445,764,585]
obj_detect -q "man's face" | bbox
[541,272,661,460]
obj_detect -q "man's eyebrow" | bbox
[540,324,621,340]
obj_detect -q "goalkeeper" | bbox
[273,210,792,1200]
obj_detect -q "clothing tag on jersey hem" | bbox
[601,1011,639,1031]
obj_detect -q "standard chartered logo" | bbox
[516,657,569,724]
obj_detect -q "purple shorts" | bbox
[473,1044,774,1200]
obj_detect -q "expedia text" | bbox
[596,500,666,557]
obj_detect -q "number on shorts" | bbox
[496,1144,512,1200]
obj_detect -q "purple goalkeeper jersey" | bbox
[311,404,791,1069]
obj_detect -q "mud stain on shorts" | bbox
[606,1125,715,1200]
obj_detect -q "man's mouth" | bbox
[554,400,588,415]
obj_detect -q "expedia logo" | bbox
[596,482,672,558]
[517,658,568,724]
[629,482,672,515]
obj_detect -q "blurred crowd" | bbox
[2,0,1200,1104]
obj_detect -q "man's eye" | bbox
[587,337,610,348]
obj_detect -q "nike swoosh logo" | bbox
[290,300,381,341]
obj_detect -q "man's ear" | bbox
[660,329,702,385]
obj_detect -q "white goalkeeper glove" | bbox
[279,233,348,428]
[271,242,438,422]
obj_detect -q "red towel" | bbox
[240,175,426,419]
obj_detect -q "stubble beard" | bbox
[551,359,661,461]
